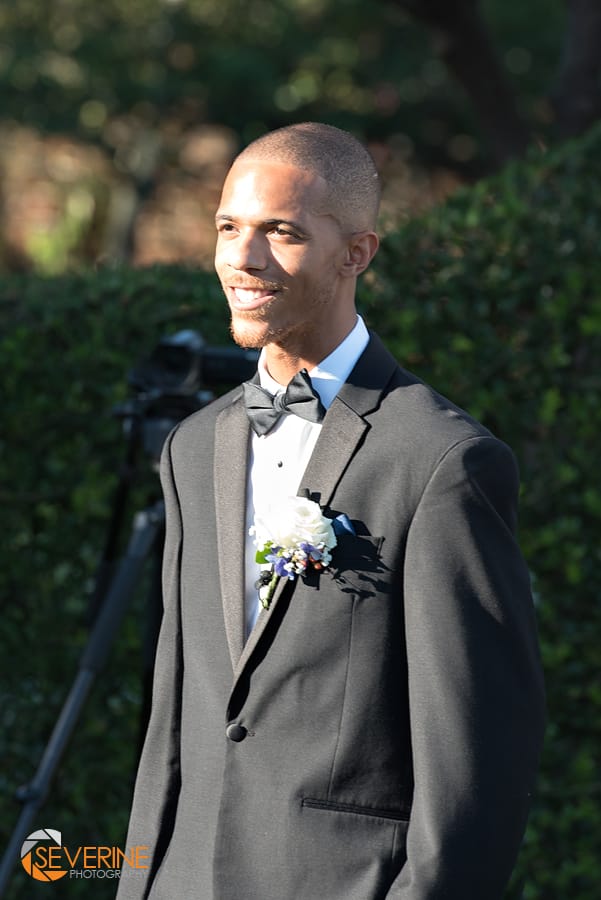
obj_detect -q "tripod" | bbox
[0,408,167,897]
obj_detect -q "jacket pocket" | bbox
[302,797,410,823]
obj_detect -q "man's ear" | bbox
[340,231,379,277]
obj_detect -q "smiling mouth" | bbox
[229,285,280,309]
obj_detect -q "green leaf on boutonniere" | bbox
[255,541,273,565]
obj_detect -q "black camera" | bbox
[118,330,258,463]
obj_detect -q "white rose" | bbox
[252,497,337,552]
[290,497,337,550]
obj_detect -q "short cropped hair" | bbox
[235,122,380,232]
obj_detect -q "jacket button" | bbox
[226,723,247,742]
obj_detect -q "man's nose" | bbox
[226,229,267,272]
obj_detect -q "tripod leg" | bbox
[0,500,165,898]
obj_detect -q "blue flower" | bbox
[273,556,292,578]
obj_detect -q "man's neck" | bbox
[263,315,359,385]
[258,315,369,412]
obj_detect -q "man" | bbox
[117,122,545,899]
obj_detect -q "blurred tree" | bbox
[394,0,531,164]
[398,0,601,157]
[551,0,601,136]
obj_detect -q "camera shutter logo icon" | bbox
[20,828,68,881]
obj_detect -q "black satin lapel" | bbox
[297,399,368,508]
[298,332,397,506]
[214,398,250,671]
[232,574,292,683]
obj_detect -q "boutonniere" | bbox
[250,496,341,609]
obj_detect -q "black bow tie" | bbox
[243,369,326,436]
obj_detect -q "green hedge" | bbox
[2,124,600,898]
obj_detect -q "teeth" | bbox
[233,287,271,303]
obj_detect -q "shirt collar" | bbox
[257,315,369,411]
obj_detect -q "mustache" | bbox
[226,278,284,292]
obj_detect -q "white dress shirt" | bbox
[244,315,370,636]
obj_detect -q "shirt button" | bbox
[226,723,247,742]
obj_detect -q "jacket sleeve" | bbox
[117,427,183,899]
[388,436,545,899]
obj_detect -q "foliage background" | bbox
[1,124,600,898]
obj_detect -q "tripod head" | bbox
[115,329,258,465]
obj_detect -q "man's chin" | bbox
[229,321,268,350]
[230,316,301,352]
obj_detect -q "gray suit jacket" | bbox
[117,333,545,900]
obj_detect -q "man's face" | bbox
[214,158,349,354]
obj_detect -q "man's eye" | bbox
[272,225,299,238]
